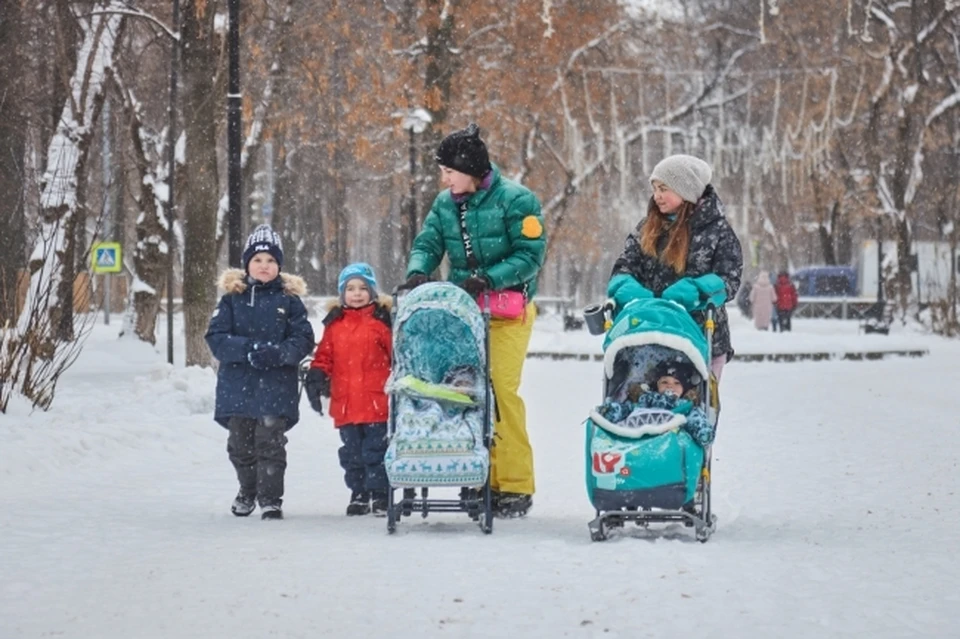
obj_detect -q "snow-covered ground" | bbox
[2,310,960,638]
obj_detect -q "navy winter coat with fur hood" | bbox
[205,269,316,429]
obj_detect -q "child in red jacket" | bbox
[774,271,798,332]
[305,263,392,516]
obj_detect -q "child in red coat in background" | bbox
[774,271,798,332]
[304,263,392,516]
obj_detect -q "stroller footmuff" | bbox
[384,282,495,534]
[585,298,719,542]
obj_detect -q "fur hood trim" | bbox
[217,268,307,296]
[323,294,393,313]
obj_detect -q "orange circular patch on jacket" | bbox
[521,216,543,238]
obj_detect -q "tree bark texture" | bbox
[0,0,27,324]
[180,1,223,367]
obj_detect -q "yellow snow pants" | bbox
[488,302,537,495]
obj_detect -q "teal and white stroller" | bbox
[583,297,720,542]
[383,282,495,534]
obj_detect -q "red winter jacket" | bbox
[774,275,798,311]
[310,300,392,427]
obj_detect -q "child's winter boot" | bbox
[346,491,370,516]
[231,491,257,517]
[260,502,283,520]
[370,491,388,517]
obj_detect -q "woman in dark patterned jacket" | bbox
[607,155,743,380]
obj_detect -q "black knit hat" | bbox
[651,360,702,396]
[435,123,491,178]
[242,224,284,273]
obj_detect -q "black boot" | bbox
[346,491,370,516]
[495,492,532,518]
[260,502,283,520]
[370,491,388,517]
[460,487,481,504]
[231,491,256,517]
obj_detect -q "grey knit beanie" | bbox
[649,155,712,204]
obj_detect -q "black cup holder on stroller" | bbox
[582,300,614,336]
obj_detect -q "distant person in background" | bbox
[749,271,777,330]
[774,271,798,332]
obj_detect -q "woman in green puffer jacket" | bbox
[401,123,546,518]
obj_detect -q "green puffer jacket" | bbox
[406,165,547,298]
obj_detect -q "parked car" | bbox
[791,266,858,297]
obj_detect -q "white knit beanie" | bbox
[649,155,712,204]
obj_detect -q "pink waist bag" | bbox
[477,290,526,320]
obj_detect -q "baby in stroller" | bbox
[597,359,714,448]
[584,298,718,542]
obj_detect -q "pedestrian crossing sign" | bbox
[91,242,122,273]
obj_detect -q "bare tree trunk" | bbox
[113,73,169,344]
[817,221,837,265]
[835,216,852,266]
[0,0,26,324]
[20,4,123,343]
[327,21,349,271]
[180,1,222,367]
[412,0,457,256]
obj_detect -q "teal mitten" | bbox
[671,398,694,415]
[607,274,654,311]
[661,278,699,311]
[690,273,728,310]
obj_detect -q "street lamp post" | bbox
[227,0,242,267]
[400,109,431,254]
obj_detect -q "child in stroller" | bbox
[585,298,719,542]
[596,359,715,449]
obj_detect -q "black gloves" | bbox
[398,273,429,291]
[304,368,330,415]
[461,275,490,297]
[247,343,283,370]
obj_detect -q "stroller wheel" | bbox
[479,514,493,534]
[588,516,608,541]
[401,488,415,517]
[386,489,398,533]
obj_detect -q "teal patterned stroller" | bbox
[383,282,495,534]
[584,298,720,542]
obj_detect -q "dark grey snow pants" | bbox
[227,416,288,507]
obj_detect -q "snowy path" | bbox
[2,329,960,638]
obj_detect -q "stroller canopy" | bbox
[392,282,486,387]
[602,298,709,380]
